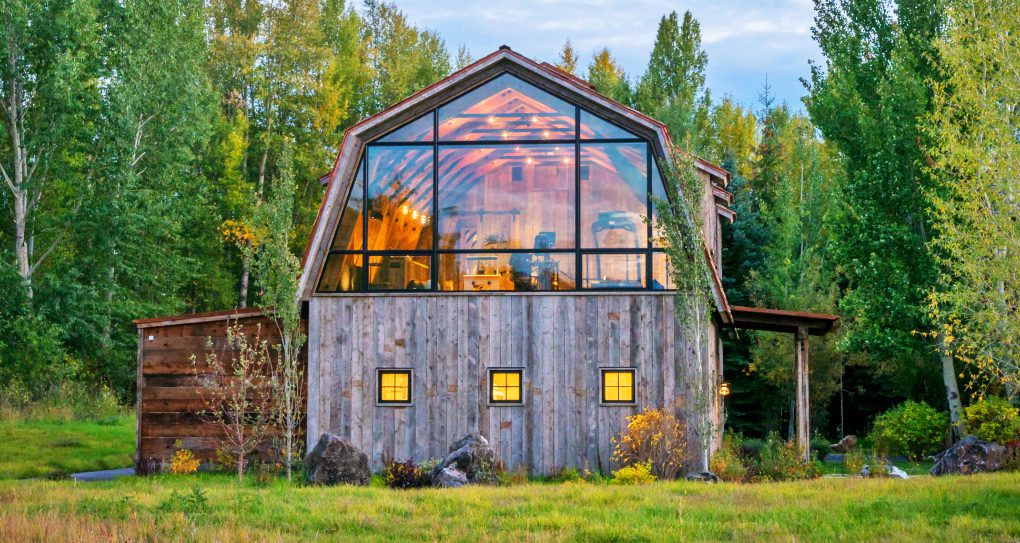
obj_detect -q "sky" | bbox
[390,0,823,111]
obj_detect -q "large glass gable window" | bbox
[317,72,675,293]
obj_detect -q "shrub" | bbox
[710,434,748,482]
[869,401,947,461]
[612,407,686,480]
[169,441,200,475]
[810,436,831,459]
[963,397,1020,444]
[610,461,656,485]
[844,448,865,475]
[381,457,430,489]
[749,432,819,482]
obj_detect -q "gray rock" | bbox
[433,466,469,488]
[930,436,1007,476]
[888,465,909,479]
[432,433,502,485]
[303,433,370,486]
[860,464,870,477]
[685,471,720,483]
[830,435,858,453]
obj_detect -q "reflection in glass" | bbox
[652,252,674,290]
[438,145,574,250]
[367,147,434,250]
[438,253,575,291]
[317,253,363,292]
[438,74,576,141]
[377,111,434,143]
[580,143,649,248]
[368,255,431,290]
[583,253,645,289]
[651,162,669,247]
[331,159,364,251]
[579,110,638,140]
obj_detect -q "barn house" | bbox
[134,47,837,475]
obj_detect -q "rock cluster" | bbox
[303,433,371,486]
[430,433,503,487]
[930,436,1006,476]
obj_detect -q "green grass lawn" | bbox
[0,414,135,480]
[1,471,1019,541]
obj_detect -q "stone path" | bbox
[70,467,135,482]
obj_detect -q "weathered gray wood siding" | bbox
[307,293,718,475]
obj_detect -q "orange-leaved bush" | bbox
[612,407,686,479]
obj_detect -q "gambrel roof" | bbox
[299,46,732,321]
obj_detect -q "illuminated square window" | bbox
[488,368,524,404]
[600,368,636,404]
[377,369,412,405]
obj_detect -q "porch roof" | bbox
[727,305,838,336]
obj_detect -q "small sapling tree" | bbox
[253,141,306,481]
[193,323,278,484]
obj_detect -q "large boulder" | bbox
[930,436,1007,476]
[433,467,470,488]
[431,433,503,485]
[303,433,370,486]
[830,435,858,453]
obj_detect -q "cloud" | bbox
[383,0,821,108]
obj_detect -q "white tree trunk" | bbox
[938,332,965,440]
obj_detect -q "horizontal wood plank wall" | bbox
[136,314,306,465]
[308,294,713,475]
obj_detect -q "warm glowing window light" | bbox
[378,370,411,403]
[490,369,523,403]
[601,369,635,403]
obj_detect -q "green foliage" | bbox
[709,434,748,482]
[158,486,210,517]
[610,461,656,485]
[805,0,947,394]
[381,457,430,489]
[749,432,820,482]
[844,448,866,474]
[962,397,1020,444]
[869,401,947,460]
[636,10,710,151]
[925,0,1020,392]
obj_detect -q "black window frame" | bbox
[376,368,413,406]
[316,71,677,294]
[599,367,637,406]
[487,367,525,405]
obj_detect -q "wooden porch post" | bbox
[795,326,810,461]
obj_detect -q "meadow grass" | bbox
[1,471,1018,542]
[0,414,135,480]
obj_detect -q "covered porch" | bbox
[726,305,839,460]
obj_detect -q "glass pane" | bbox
[438,252,575,291]
[438,73,576,141]
[581,143,649,248]
[330,159,364,251]
[376,111,434,143]
[579,110,639,139]
[605,386,619,401]
[367,146,434,250]
[438,145,574,250]
[493,372,506,386]
[652,252,674,290]
[505,385,520,402]
[316,253,363,292]
[651,161,669,248]
[582,253,646,289]
[367,255,431,290]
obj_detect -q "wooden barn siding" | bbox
[136,314,306,465]
[308,293,717,475]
